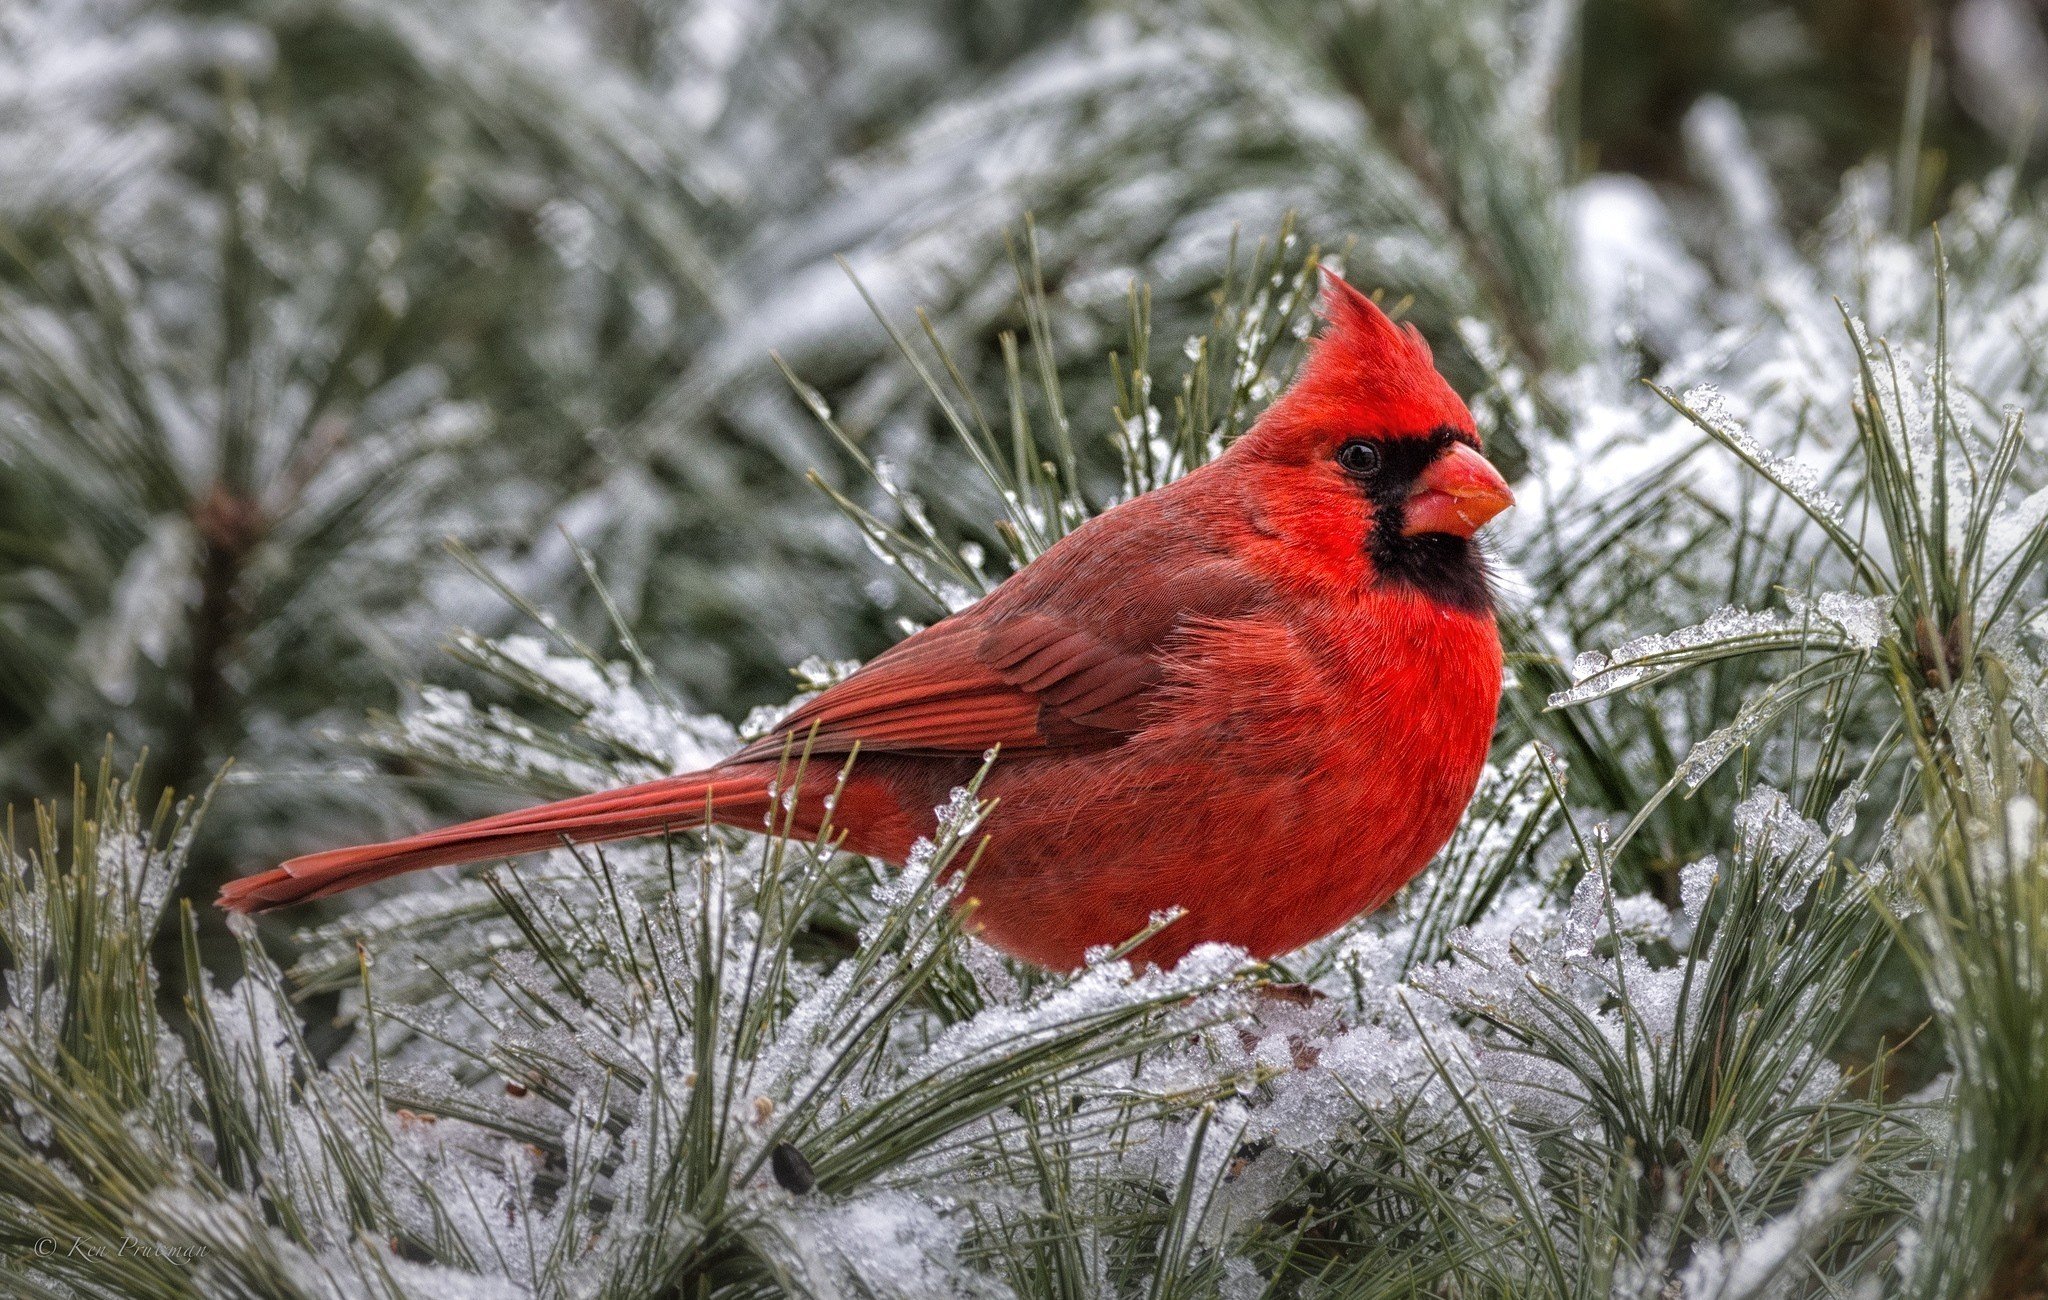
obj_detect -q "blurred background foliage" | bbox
[0,0,2042,904]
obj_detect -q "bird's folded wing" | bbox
[731,553,1268,762]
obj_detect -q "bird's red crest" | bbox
[1251,270,1475,453]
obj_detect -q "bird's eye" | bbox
[1336,440,1381,477]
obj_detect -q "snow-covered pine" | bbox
[7,0,2048,1295]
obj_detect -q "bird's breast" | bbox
[951,596,1504,968]
[1291,601,1500,838]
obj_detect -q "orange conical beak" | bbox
[1401,442,1514,538]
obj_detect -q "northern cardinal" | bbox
[220,273,1512,970]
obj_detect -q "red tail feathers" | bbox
[216,767,778,913]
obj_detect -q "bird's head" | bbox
[1229,270,1512,612]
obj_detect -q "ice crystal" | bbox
[1681,383,1847,525]
[1552,607,1799,706]
[1679,707,1774,790]
[1679,1158,1857,1298]
[1734,788,1832,910]
[1788,590,1894,650]
[1680,856,1719,928]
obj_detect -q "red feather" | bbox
[220,273,1510,971]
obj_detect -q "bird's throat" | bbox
[1370,530,1494,614]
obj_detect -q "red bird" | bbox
[220,274,1513,970]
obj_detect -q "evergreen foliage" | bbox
[5,0,2048,1295]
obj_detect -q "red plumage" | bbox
[220,273,1513,971]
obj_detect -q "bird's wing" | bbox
[731,542,1267,763]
